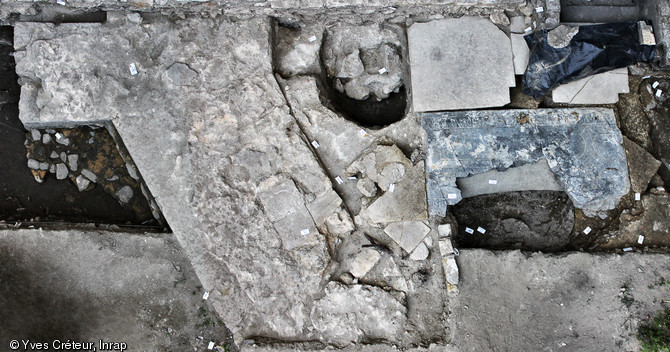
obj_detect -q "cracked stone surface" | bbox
[423,109,630,217]
[552,67,630,104]
[408,17,515,112]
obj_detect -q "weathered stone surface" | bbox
[457,159,563,199]
[552,68,629,104]
[451,191,575,251]
[273,24,322,77]
[409,242,429,261]
[322,24,404,101]
[13,18,360,346]
[449,250,670,352]
[310,282,407,348]
[623,136,661,193]
[423,109,630,217]
[365,161,428,223]
[384,220,431,253]
[604,192,670,248]
[547,24,579,48]
[408,17,515,112]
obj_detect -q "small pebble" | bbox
[60,151,67,163]
[115,185,134,203]
[55,132,70,146]
[39,162,49,171]
[50,151,59,159]
[75,175,91,191]
[42,134,52,144]
[67,154,79,171]
[126,163,139,180]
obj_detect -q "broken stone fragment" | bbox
[410,242,429,261]
[75,175,91,191]
[55,132,70,146]
[60,151,67,163]
[50,151,59,159]
[438,236,454,257]
[365,161,428,223]
[126,163,139,180]
[511,34,530,75]
[30,129,41,141]
[67,154,78,171]
[27,158,40,169]
[384,220,431,253]
[347,248,382,278]
[42,133,52,144]
[377,162,405,191]
[38,162,49,171]
[443,255,459,285]
[552,68,629,105]
[356,177,377,197]
[56,163,68,180]
[273,24,322,77]
[361,254,408,292]
[623,136,661,193]
[324,210,355,237]
[80,169,97,183]
[547,25,579,48]
[437,224,452,238]
[49,164,55,174]
[306,189,342,226]
[115,185,134,203]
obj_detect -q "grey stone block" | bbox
[408,17,515,112]
[552,68,629,104]
[423,108,630,217]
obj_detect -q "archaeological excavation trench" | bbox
[0,0,670,351]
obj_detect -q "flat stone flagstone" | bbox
[552,67,630,104]
[423,108,630,217]
[408,17,515,112]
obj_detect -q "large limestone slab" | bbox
[408,17,515,112]
[552,67,630,104]
[423,109,630,217]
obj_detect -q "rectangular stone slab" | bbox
[422,109,630,217]
[408,17,515,112]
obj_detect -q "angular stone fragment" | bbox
[306,189,342,226]
[75,174,91,191]
[409,17,515,112]
[443,255,459,285]
[67,154,78,171]
[623,136,661,193]
[347,248,381,278]
[361,254,408,292]
[273,24,322,77]
[30,129,40,141]
[356,177,377,197]
[115,185,134,203]
[27,158,39,169]
[383,220,431,253]
[38,162,49,170]
[423,109,630,217]
[55,132,70,146]
[552,68,629,104]
[42,133,52,144]
[56,163,68,180]
[410,242,429,261]
[80,169,97,183]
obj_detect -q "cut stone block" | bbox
[423,109,630,217]
[383,220,431,253]
[511,34,529,75]
[408,17,515,112]
[365,161,428,223]
[457,159,563,199]
[552,68,629,104]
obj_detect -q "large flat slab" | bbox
[423,109,630,217]
[408,17,515,112]
[552,67,629,104]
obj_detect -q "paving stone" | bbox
[409,242,429,261]
[423,109,630,217]
[552,68,629,104]
[408,17,515,112]
[347,248,382,278]
[383,220,431,253]
[365,161,428,223]
[510,34,529,75]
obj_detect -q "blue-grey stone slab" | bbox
[422,108,630,217]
